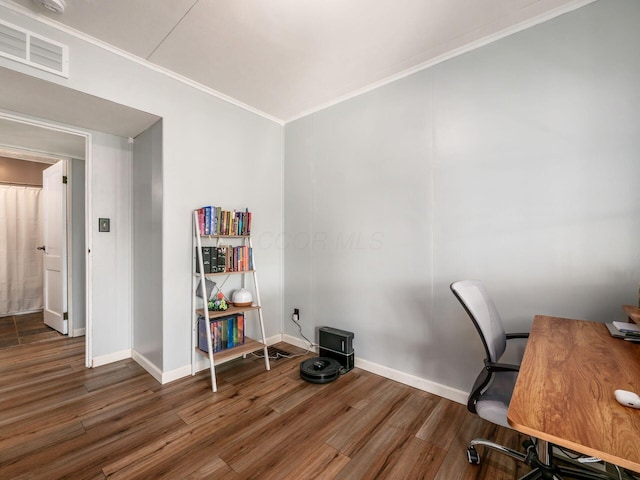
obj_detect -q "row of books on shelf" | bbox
[196,245,254,274]
[197,206,252,236]
[198,313,245,353]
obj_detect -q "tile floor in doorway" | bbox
[0,311,64,350]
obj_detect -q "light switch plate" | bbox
[99,218,110,232]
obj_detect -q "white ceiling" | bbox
[6,0,593,123]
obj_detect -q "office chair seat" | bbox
[474,370,517,428]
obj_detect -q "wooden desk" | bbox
[508,315,640,473]
[624,305,640,325]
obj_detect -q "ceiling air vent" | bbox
[0,19,68,77]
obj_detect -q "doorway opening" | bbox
[0,113,89,361]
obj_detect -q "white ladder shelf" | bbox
[191,209,270,392]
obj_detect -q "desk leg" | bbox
[538,439,552,466]
[534,439,561,480]
[541,440,567,480]
[518,439,558,480]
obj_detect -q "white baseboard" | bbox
[281,333,317,352]
[161,364,192,384]
[92,349,131,368]
[282,333,467,405]
[265,333,286,347]
[131,349,163,384]
[142,355,207,381]
[354,357,468,405]
[128,333,467,404]
[163,333,286,384]
[72,328,86,337]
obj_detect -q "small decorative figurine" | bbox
[208,292,228,311]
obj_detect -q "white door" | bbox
[42,161,68,334]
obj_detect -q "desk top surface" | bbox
[507,315,640,473]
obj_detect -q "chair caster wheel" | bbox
[467,446,480,465]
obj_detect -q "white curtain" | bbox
[0,185,43,315]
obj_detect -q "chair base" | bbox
[468,438,630,480]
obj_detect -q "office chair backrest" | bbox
[450,280,507,363]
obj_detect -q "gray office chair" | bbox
[451,280,620,480]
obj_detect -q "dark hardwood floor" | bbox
[0,311,63,349]
[0,337,532,479]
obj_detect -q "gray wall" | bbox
[89,131,132,359]
[284,0,640,393]
[133,120,163,368]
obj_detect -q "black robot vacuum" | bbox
[300,357,341,384]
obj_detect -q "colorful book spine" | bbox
[198,206,252,236]
[199,314,246,353]
[198,208,205,235]
[211,206,217,236]
[237,314,244,344]
[232,210,238,236]
[203,206,212,235]
[227,317,234,349]
[215,320,223,352]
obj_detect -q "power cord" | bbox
[291,309,318,352]
[555,445,582,460]
[613,464,622,480]
[250,310,317,361]
[556,446,628,480]
[250,349,296,360]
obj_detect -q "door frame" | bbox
[0,110,93,367]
